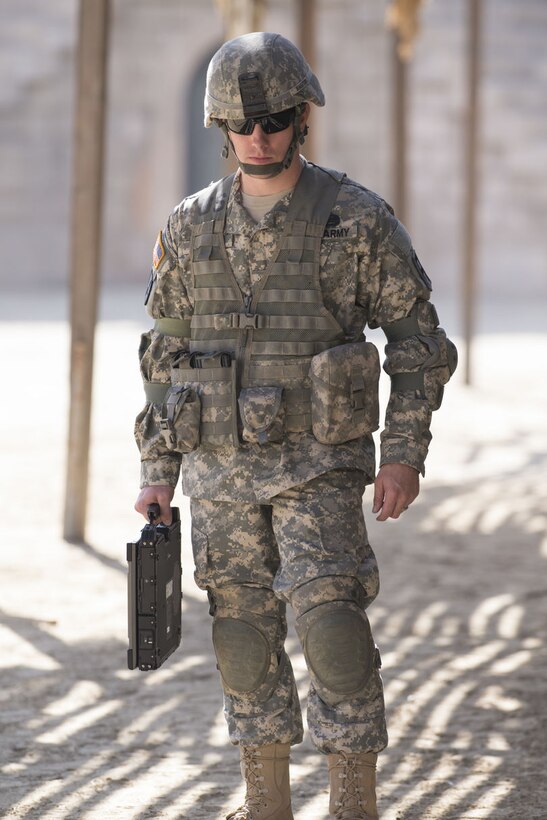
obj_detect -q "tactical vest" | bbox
[165,163,378,448]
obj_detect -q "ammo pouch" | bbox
[238,386,285,444]
[171,351,238,448]
[160,385,201,453]
[310,339,380,444]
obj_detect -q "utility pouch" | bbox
[238,386,285,444]
[171,351,238,448]
[310,340,380,445]
[160,385,201,453]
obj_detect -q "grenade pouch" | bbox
[160,385,201,453]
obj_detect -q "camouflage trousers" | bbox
[190,468,388,754]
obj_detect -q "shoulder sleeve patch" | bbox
[388,222,432,292]
[152,230,166,271]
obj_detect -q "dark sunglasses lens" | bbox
[226,118,254,135]
[261,108,295,133]
[226,107,295,135]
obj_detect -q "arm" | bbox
[359,214,457,520]
[134,216,193,524]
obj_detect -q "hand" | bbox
[372,463,419,522]
[134,485,175,525]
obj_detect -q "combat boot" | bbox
[226,742,294,820]
[327,751,378,819]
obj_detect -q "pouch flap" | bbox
[238,387,283,432]
[163,385,196,426]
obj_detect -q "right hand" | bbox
[134,485,175,525]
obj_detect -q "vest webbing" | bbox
[186,163,348,436]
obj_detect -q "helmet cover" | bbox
[204,31,324,126]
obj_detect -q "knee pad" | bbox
[210,585,286,701]
[293,577,376,706]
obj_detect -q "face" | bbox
[228,105,310,172]
[228,121,294,169]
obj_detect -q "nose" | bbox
[250,122,269,143]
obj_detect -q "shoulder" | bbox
[337,174,395,222]
[312,163,397,246]
[171,174,234,228]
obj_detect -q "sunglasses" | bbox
[225,107,296,135]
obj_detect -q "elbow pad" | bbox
[382,301,458,410]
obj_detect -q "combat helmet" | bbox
[204,32,325,177]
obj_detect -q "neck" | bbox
[239,154,304,196]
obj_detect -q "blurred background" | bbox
[1,2,546,818]
[2,0,546,309]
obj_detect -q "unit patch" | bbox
[152,231,166,270]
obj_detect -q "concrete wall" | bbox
[1,0,546,305]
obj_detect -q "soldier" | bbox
[134,32,457,820]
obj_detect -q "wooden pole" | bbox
[463,0,482,385]
[218,0,265,39]
[63,0,110,541]
[297,0,317,163]
[392,30,408,225]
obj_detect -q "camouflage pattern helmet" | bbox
[204,32,325,127]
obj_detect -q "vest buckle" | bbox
[239,313,260,329]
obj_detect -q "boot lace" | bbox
[334,752,367,820]
[226,748,269,819]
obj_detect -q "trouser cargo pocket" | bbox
[310,339,380,444]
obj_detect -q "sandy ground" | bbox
[1,287,546,819]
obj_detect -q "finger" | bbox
[134,498,148,518]
[160,502,172,526]
[375,487,398,521]
[372,478,384,514]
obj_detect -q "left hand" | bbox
[372,463,420,522]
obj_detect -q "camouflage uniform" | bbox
[135,167,456,753]
[135,32,456,763]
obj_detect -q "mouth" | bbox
[247,156,274,164]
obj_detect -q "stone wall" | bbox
[1,0,546,304]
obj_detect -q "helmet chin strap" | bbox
[219,111,308,179]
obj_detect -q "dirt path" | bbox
[1,292,546,819]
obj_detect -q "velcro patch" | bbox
[322,214,358,240]
[152,231,166,270]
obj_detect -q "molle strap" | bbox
[351,365,367,423]
[284,386,312,432]
[153,317,192,338]
[390,371,425,392]
[249,361,312,383]
[251,340,333,356]
[191,314,341,333]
